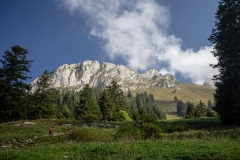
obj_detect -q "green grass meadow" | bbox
[1,118,240,160]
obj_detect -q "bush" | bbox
[66,128,99,142]
[115,110,132,122]
[137,114,157,124]
[81,114,99,123]
[206,109,217,117]
[115,123,141,140]
[172,125,186,132]
[142,123,161,139]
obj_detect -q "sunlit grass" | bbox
[1,117,240,159]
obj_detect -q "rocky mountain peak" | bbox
[30,60,180,92]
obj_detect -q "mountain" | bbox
[30,60,180,92]
[30,60,215,119]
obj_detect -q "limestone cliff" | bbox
[30,60,179,92]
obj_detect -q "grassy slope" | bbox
[129,83,215,119]
[1,118,240,160]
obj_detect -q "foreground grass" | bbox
[1,139,239,160]
[1,117,240,159]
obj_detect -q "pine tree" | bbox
[185,102,197,118]
[75,84,100,119]
[129,101,137,118]
[177,100,187,116]
[208,100,213,110]
[153,105,166,120]
[0,45,33,122]
[61,104,72,118]
[209,0,240,124]
[31,70,57,119]
[195,101,207,117]
[98,79,128,121]
[92,86,103,101]
[127,89,132,97]
[98,89,113,121]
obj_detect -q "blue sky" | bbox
[0,0,219,84]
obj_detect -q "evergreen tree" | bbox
[0,45,33,122]
[136,94,144,109]
[209,0,240,124]
[62,90,80,115]
[153,105,166,120]
[92,86,103,101]
[31,70,57,119]
[185,102,197,118]
[75,84,100,119]
[195,101,207,117]
[98,80,128,121]
[177,100,187,116]
[61,104,72,118]
[109,80,128,112]
[98,89,114,121]
[138,107,146,115]
[208,100,213,110]
[127,89,132,97]
[129,101,137,118]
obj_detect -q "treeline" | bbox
[129,92,166,120]
[176,99,217,118]
[0,45,166,122]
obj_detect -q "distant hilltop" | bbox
[30,60,180,92]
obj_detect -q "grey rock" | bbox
[14,146,20,150]
[26,139,33,143]
[30,60,179,92]
[11,139,17,143]
[62,124,71,127]
[23,122,35,125]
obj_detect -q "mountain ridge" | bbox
[30,60,180,92]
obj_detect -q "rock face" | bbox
[30,60,179,92]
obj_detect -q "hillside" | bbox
[129,83,215,119]
[1,118,240,159]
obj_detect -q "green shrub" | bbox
[142,123,161,139]
[81,114,100,123]
[206,109,217,117]
[115,123,141,140]
[115,110,132,122]
[66,128,99,142]
[137,114,157,124]
[172,125,186,132]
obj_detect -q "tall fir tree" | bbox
[177,100,187,116]
[185,102,197,118]
[208,100,213,110]
[195,101,207,117]
[127,89,132,97]
[75,84,100,119]
[31,70,57,119]
[0,45,33,122]
[209,0,240,124]
[98,89,114,121]
[98,79,128,121]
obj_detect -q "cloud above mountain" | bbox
[56,0,218,84]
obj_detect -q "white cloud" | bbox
[56,0,218,84]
